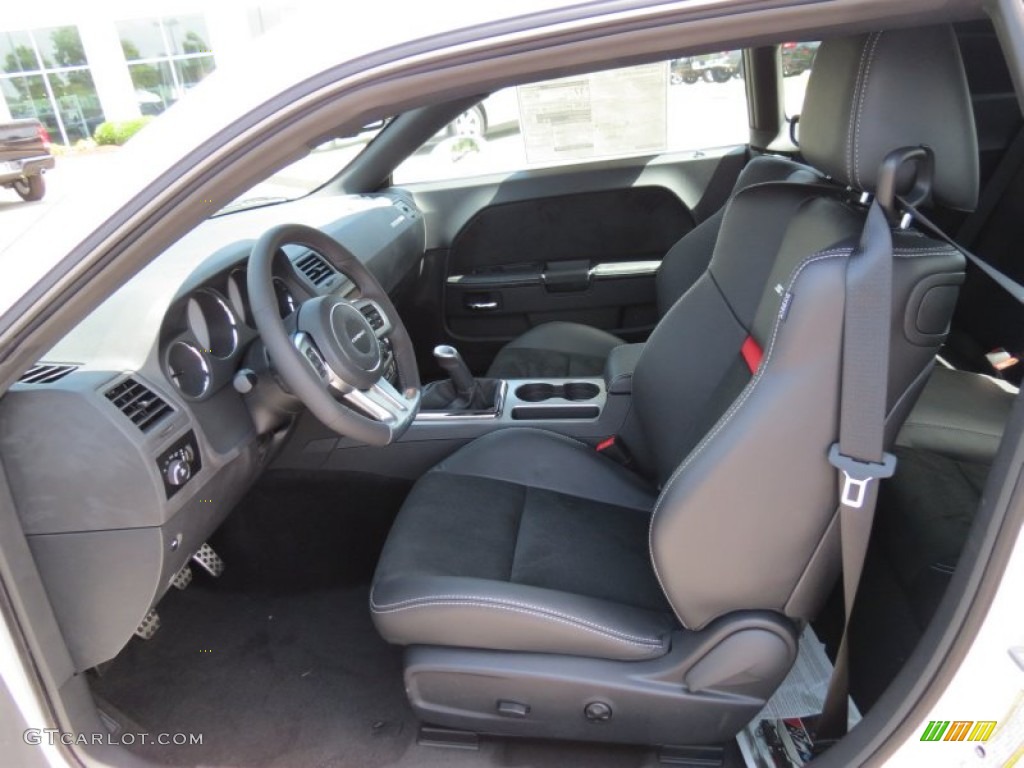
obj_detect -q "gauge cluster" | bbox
[161,249,311,402]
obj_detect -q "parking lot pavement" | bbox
[0,150,121,258]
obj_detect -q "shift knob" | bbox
[433,345,477,401]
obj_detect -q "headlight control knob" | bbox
[165,457,192,487]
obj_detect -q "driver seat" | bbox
[371,26,976,746]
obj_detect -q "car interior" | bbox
[0,9,1021,768]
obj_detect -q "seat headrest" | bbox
[801,26,979,211]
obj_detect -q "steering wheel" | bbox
[248,223,421,446]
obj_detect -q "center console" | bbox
[418,379,607,421]
[409,343,641,444]
[276,342,645,480]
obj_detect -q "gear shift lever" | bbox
[433,345,478,403]
[423,344,499,412]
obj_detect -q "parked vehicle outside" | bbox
[0,119,55,202]
[445,88,521,138]
[670,50,743,84]
[670,57,701,84]
[781,41,820,76]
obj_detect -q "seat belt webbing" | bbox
[814,199,897,745]
[956,121,1024,249]
[814,189,1024,749]
[907,201,1024,304]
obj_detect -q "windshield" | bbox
[217,123,387,215]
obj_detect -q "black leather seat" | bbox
[371,427,674,660]
[373,27,976,746]
[485,156,821,379]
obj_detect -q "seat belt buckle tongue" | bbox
[828,444,897,509]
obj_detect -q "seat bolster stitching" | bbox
[847,35,874,183]
[647,246,854,627]
[369,594,663,647]
[853,31,884,189]
[373,602,660,649]
[892,247,962,258]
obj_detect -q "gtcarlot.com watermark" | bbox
[24,729,203,747]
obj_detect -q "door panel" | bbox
[446,185,686,343]
[449,186,692,274]
[399,147,747,374]
[446,267,661,340]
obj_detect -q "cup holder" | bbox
[514,381,599,402]
[515,383,556,402]
[563,382,600,401]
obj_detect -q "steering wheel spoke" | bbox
[291,332,343,391]
[342,378,419,424]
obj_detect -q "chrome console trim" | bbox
[415,380,508,421]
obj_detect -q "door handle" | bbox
[468,300,498,311]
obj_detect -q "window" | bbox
[222,122,390,214]
[393,53,749,184]
[0,26,104,144]
[781,41,819,117]
[118,16,215,116]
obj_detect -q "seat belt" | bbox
[906,201,1024,304]
[813,197,898,747]
[813,147,1024,750]
[956,121,1024,249]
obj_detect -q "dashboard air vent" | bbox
[359,303,385,332]
[104,377,173,432]
[18,363,79,384]
[295,252,336,286]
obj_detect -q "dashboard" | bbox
[0,191,424,671]
[162,251,328,402]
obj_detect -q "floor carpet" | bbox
[90,580,708,767]
[87,471,739,767]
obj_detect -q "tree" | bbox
[49,27,85,68]
[4,45,38,75]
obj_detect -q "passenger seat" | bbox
[485,155,821,378]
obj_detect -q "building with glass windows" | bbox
[0,1,306,145]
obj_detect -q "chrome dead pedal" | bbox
[134,609,160,640]
[191,542,225,577]
[171,563,193,590]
